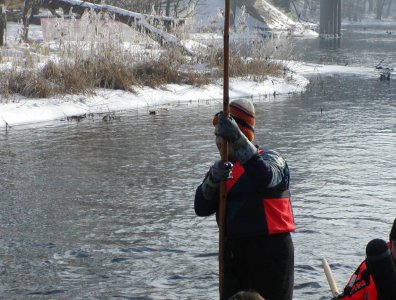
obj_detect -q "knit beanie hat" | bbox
[213,99,255,141]
[390,218,396,241]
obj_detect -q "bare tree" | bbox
[271,0,291,12]
[340,0,395,19]
[19,0,199,42]
[376,0,386,19]
[298,0,318,17]
[368,0,375,12]
[154,0,199,17]
[362,0,368,13]
[22,0,31,41]
[302,0,310,18]
[100,0,199,17]
[0,1,5,46]
[21,0,40,41]
[342,0,366,21]
[385,0,393,17]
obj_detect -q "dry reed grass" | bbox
[6,70,52,98]
[91,59,136,91]
[207,48,284,82]
[230,55,283,81]
[0,8,289,99]
[41,60,93,94]
[4,0,24,10]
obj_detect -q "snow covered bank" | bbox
[1,59,386,129]
[0,74,309,128]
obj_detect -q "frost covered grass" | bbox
[0,7,292,100]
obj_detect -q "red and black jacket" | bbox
[195,148,295,238]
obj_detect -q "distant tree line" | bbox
[0,0,5,46]
[13,0,396,23]
[14,0,199,42]
[269,0,394,20]
[343,0,394,20]
[17,0,199,19]
[284,0,395,20]
[80,0,199,17]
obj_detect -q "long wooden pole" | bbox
[219,0,231,297]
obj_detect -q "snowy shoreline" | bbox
[0,60,385,129]
[0,73,309,128]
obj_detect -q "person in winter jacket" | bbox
[194,98,295,300]
[336,218,396,300]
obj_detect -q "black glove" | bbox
[215,112,242,143]
[215,112,257,164]
[201,160,233,200]
[210,160,233,183]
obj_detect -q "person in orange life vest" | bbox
[336,218,396,300]
[194,99,295,300]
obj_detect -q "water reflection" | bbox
[319,37,341,50]
[293,23,396,66]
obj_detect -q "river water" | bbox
[0,24,395,300]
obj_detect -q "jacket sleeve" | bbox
[243,149,290,193]
[194,173,219,216]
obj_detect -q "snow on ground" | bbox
[0,4,388,129]
[1,55,380,129]
[0,74,310,128]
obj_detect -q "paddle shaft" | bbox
[219,0,231,296]
[322,258,340,297]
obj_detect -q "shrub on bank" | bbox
[2,69,53,98]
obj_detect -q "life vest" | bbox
[224,150,295,238]
[340,260,377,300]
[339,241,393,300]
